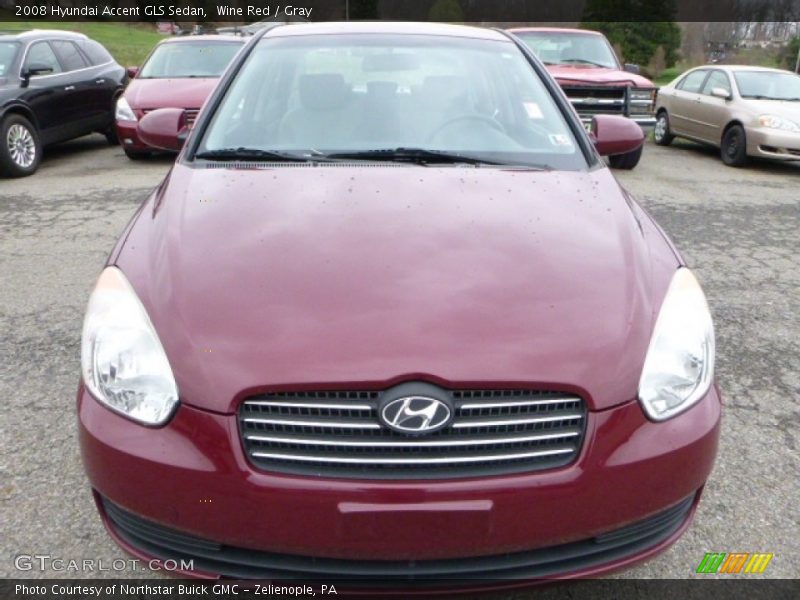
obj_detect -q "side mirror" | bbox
[137,108,188,152]
[126,66,139,79]
[589,115,645,157]
[710,87,732,100]
[623,63,640,74]
[22,62,54,79]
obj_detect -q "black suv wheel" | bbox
[0,114,42,177]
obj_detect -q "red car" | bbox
[509,28,658,169]
[114,35,243,159]
[79,23,720,589]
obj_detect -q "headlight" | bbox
[638,268,715,421]
[115,97,137,122]
[81,267,178,425]
[630,88,655,101]
[629,88,655,114]
[758,114,800,132]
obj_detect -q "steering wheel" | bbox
[427,114,506,143]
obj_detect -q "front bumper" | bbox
[628,115,657,130]
[746,126,800,161]
[115,119,149,152]
[79,384,721,582]
[579,114,656,132]
[97,491,699,585]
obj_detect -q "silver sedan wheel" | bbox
[7,123,36,168]
[654,115,667,142]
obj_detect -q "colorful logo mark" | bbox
[696,552,774,574]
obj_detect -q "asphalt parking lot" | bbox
[1,135,798,583]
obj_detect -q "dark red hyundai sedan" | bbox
[78,22,720,588]
[115,35,243,159]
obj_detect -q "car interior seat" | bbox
[278,73,358,148]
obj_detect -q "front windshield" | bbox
[198,34,586,170]
[139,41,242,78]
[516,31,618,69]
[734,71,800,101]
[0,42,19,77]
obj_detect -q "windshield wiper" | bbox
[194,147,322,162]
[325,147,508,166]
[559,58,609,68]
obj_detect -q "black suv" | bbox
[0,30,126,177]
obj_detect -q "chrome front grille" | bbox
[239,389,587,479]
[184,109,199,127]
[563,85,627,118]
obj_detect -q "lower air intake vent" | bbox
[102,494,696,584]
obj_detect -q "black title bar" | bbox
[4,0,800,23]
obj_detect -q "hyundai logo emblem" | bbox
[380,395,452,434]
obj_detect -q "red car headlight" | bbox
[638,268,715,421]
[81,267,178,425]
[115,97,137,122]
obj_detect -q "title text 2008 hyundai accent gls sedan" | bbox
[78,23,720,589]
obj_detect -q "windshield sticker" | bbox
[523,102,544,119]
[549,134,573,148]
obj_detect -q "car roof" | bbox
[264,21,510,42]
[684,64,794,74]
[714,65,796,74]
[158,34,245,44]
[0,29,88,42]
[507,27,603,36]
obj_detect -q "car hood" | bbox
[123,77,219,110]
[739,98,800,121]
[547,65,655,88]
[116,164,675,414]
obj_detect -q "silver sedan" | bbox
[654,65,800,166]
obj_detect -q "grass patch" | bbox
[654,66,681,87]
[731,46,782,68]
[0,20,163,66]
